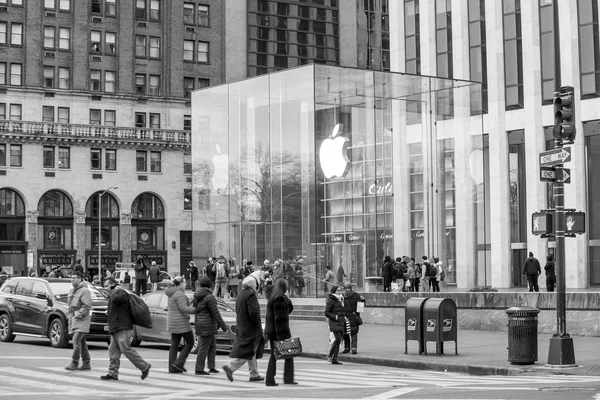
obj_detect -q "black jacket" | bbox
[544,261,556,276]
[107,287,133,334]
[193,287,227,336]
[325,293,345,333]
[343,291,364,335]
[264,293,293,341]
[229,287,263,359]
[523,257,541,275]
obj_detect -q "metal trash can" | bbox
[505,306,540,365]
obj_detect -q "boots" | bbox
[79,362,91,371]
[65,361,79,371]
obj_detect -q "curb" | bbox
[301,351,528,376]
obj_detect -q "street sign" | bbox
[539,146,571,167]
[539,167,571,183]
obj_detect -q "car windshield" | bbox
[49,282,107,300]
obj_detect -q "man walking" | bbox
[101,278,151,381]
[213,256,230,299]
[134,256,148,296]
[188,261,199,291]
[523,252,541,292]
[65,271,92,371]
[149,261,160,292]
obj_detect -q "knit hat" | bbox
[246,260,253,266]
[330,285,339,294]
[173,275,184,285]
[343,283,352,290]
[199,276,211,288]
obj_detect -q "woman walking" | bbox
[264,278,297,386]
[381,256,395,292]
[166,276,196,373]
[324,285,345,365]
[193,277,229,375]
[342,283,365,354]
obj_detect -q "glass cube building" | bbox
[192,64,486,294]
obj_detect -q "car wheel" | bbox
[49,318,68,348]
[0,314,16,342]
[190,326,198,354]
[130,328,142,347]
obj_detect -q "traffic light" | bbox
[552,86,576,144]
[532,212,553,236]
[565,211,585,234]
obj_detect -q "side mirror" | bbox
[35,292,48,300]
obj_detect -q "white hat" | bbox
[151,261,156,266]
[242,275,258,290]
[263,259,270,265]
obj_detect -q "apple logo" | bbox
[319,124,350,179]
[212,143,228,192]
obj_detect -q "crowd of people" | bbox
[380,255,446,293]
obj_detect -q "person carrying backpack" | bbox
[212,256,230,299]
[420,256,432,292]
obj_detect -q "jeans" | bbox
[266,340,294,384]
[107,329,150,377]
[413,278,420,292]
[430,278,440,292]
[169,331,195,370]
[328,331,342,359]
[195,335,216,371]
[135,279,147,296]
[71,331,90,363]
[213,280,227,298]
[421,276,430,292]
[546,275,556,292]
[343,333,358,351]
[224,339,261,378]
[527,274,540,292]
[191,279,197,292]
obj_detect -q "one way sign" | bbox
[540,167,571,184]
[539,147,572,167]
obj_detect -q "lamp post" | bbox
[98,185,118,280]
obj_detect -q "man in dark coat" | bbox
[381,255,395,292]
[149,261,160,291]
[134,256,148,296]
[204,258,216,285]
[522,252,541,292]
[544,254,556,292]
[222,275,264,382]
[188,261,199,291]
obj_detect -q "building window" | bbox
[57,107,69,123]
[10,144,22,167]
[198,78,210,88]
[0,144,5,166]
[43,66,55,88]
[11,23,22,46]
[184,189,192,210]
[150,0,160,20]
[59,0,70,11]
[0,103,5,119]
[105,149,116,170]
[90,70,101,91]
[43,106,54,122]
[136,150,147,172]
[90,109,101,125]
[135,0,146,19]
[44,26,55,48]
[91,0,101,13]
[578,0,600,97]
[135,112,146,128]
[43,146,55,168]
[9,104,21,120]
[105,32,116,54]
[197,5,209,26]
[183,3,194,24]
[44,0,55,8]
[59,27,70,50]
[105,110,115,126]
[105,70,116,92]
[405,0,421,124]
[38,190,74,250]
[503,0,523,109]
[135,35,146,57]
[184,77,194,98]
[150,151,161,172]
[149,75,160,95]
[131,193,165,251]
[0,22,6,44]
[0,63,4,85]
[435,0,453,120]
[91,148,102,170]
[183,152,191,173]
[197,41,209,62]
[91,30,101,52]
[149,36,160,58]
[106,0,116,16]
[58,147,70,168]
[58,67,69,89]
[135,74,146,95]
[10,63,22,86]
[183,40,194,61]
[468,0,488,114]
[149,113,160,128]
[540,0,560,103]
[184,115,191,131]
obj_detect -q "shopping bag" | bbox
[356,301,365,313]
[391,282,399,291]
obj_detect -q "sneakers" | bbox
[208,368,219,374]
[223,365,234,382]
[249,375,264,382]
[331,359,343,365]
[65,362,79,371]
[141,364,151,380]
[351,348,357,355]
[172,364,187,373]
[100,374,118,380]
[79,362,91,371]
[195,370,209,375]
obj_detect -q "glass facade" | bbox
[192,65,485,294]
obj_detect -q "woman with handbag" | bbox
[264,278,297,386]
[324,285,345,365]
[342,283,365,354]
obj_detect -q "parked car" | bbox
[130,291,236,354]
[0,277,110,348]
[112,269,173,291]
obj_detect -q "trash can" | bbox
[505,306,540,365]
[405,297,429,355]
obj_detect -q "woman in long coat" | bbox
[381,255,395,292]
[264,278,296,386]
[342,283,365,354]
[324,285,345,365]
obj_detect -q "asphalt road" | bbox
[1,337,599,400]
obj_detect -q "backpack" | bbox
[128,293,152,328]
[216,262,226,279]
[414,264,422,279]
[425,262,436,277]
[440,269,445,282]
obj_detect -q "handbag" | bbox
[355,314,363,326]
[273,337,303,360]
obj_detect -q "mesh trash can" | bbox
[505,306,540,365]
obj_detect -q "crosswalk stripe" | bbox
[0,374,98,396]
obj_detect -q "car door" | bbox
[153,293,169,342]
[12,280,36,333]
[26,281,52,334]
[0,281,20,330]
[136,292,160,340]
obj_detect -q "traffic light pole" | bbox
[547,155,576,366]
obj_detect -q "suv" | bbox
[0,277,110,348]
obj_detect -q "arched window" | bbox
[86,192,120,250]
[0,188,25,241]
[37,190,73,249]
[131,193,165,252]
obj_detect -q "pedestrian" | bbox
[522,252,541,292]
[73,259,84,275]
[42,266,52,277]
[381,256,394,292]
[228,258,241,298]
[193,276,229,375]
[430,257,441,292]
[123,271,131,290]
[325,285,345,365]
[188,261,199,291]
[336,265,346,287]
[271,260,283,281]
[212,256,230,298]
[294,262,305,297]
[204,257,216,285]
[544,254,556,292]
[100,278,151,381]
[222,275,265,383]
[134,256,148,296]
[149,261,160,292]
[404,258,415,292]
[420,256,431,292]
[324,265,335,295]
[264,278,296,386]
[166,276,196,373]
[342,283,364,354]
[65,271,92,371]
[242,260,253,277]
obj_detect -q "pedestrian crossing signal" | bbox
[565,211,585,234]
[532,212,552,235]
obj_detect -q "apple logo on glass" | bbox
[319,124,350,179]
[212,143,228,191]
